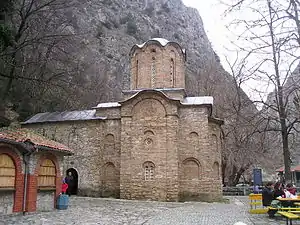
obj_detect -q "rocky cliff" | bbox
[57,0,237,109]
[1,0,262,184]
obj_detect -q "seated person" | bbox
[262,182,274,207]
[273,182,285,199]
[286,183,297,195]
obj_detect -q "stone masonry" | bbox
[23,38,223,202]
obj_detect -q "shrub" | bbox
[95,24,104,39]
[173,33,180,40]
[145,6,155,17]
[126,19,137,35]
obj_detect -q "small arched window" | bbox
[170,58,175,87]
[143,161,155,181]
[0,154,15,188]
[135,60,139,88]
[38,159,56,188]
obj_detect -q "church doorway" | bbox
[66,168,78,195]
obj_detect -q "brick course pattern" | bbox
[24,39,223,202]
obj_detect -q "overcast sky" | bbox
[182,0,231,68]
[181,0,261,100]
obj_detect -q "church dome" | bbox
[129,37,186,90]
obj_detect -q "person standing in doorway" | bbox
[61,179,68,194]
[65,171,74,196]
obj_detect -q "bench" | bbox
[277,211,299,225]
[268,207,300,211]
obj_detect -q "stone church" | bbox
[23,38,223,202]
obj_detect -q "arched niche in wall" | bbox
[103,162,118,186]
[213,161,220,178]
[182,158,201,180]
[188,132,199,150]
[104,134,115,155]
[212,134,218,152]
[133,98,166,121]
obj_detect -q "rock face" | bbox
[23,38,223,202]
[63,0,232,106]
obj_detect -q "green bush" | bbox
[145,6,155,17]
[173,33,180,40]
[120,13,132,25]
[95,24,104,39]
[126,19,137,35]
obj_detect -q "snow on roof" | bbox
[131,38,186,57]
[95,102,121,108]
[23,110,105,124]
[182,97,213,105]
[137,38,170,48]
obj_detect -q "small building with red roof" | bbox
[0,128,73,215]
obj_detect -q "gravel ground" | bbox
[0,196,297,225]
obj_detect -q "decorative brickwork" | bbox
[130,40,185,90]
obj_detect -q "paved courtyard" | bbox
[0,196,298,225]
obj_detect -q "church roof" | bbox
[94,102,121,108]
[0,128,73,154]
[22,110,105,124]
[182,97,213,105]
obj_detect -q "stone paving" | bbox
[0,196,298,225]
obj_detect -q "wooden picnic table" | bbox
[276,197,300,208]
[277,198,300,202]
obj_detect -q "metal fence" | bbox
[223,186,253,196]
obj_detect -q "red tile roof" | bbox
[0,128,72,154]
[276,166,300,172]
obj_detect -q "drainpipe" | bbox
[22,152,31,216]
[22,140,37,216]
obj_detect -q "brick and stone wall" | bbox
[0,192,14,214]
[120,92,180,201]
[25,119,121,198]
[36,191,55,211]
[178,106,222,202]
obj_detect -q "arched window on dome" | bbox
[151,57,156,88]
[170,58,175,87]
[135,60,139,88]
[170,50,176,87]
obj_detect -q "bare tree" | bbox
[0,0,102,122]
[224,0,300,183]
[219,53,268,186]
